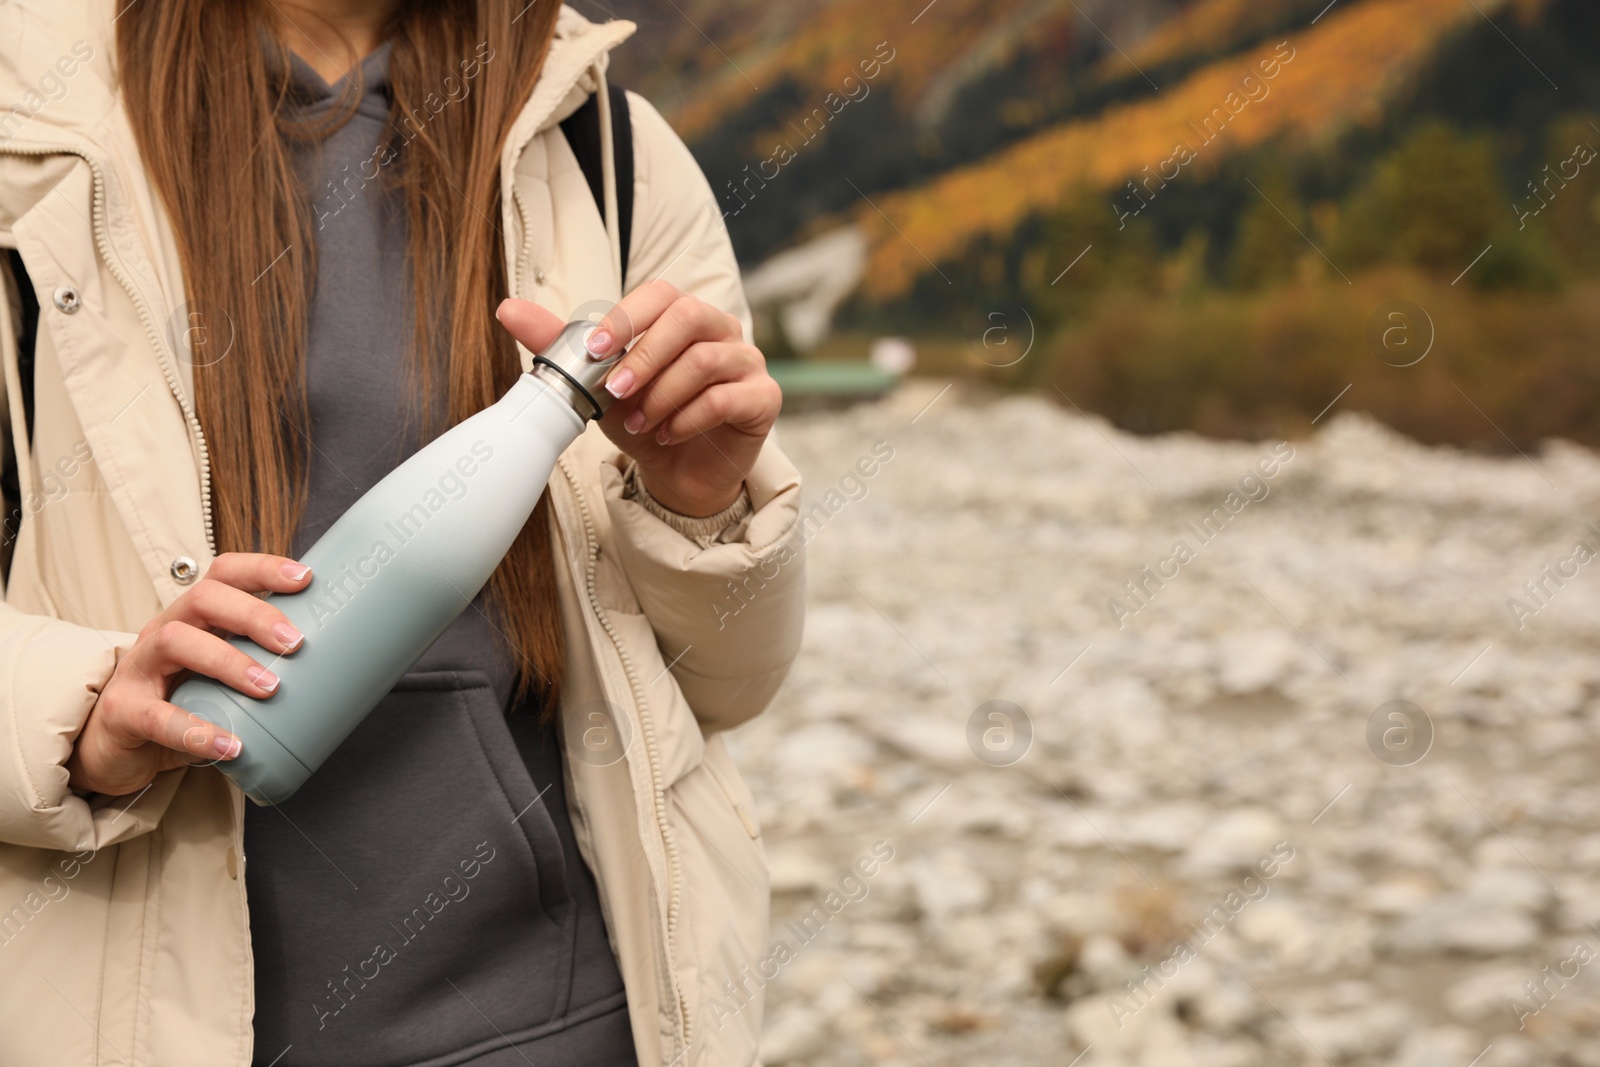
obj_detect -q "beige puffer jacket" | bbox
[0,5,803,1065]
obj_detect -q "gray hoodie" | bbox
[241,43,635,1067]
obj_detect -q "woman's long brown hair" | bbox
[116,0,567,709]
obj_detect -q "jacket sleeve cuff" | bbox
[0,615,173,851]
[619,460,753,548]
[600,437,806,732]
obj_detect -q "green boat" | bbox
[767,360,900,402]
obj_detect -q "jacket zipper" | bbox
[515,42,695,1057]
[0,140,216,555]
[559,454,693,1058]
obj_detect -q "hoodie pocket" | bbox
[244,669,582,1066]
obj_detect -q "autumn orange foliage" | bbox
[1090,0,1281,82]
[857,0,1483,299]
[666,0,1045,142]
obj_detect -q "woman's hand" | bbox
[496,282,782,517]
[67,553,313,797]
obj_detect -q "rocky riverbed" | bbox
[729,381,1600,1066]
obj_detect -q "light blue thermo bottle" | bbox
[172,322,619,805]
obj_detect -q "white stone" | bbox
[1078,932,1131,979]
[1121,803,1208,852]
[769,721,877,785]
[908,849,991,921]
[1190,1036,1265,1067]
[1182,809,1286,875]
[1190,980,1261,1032]
[1386,898,1541,955]
[759,1007,829,1064]
[1464,866,1554,913]
[849,921,919,954]
[1487,1033,1542,1066]
[1361,875,1438,917]
[859,711,970,771]
[1039,892,1120,937]
[1293,1002,1412,1059]
[946,791,1034,839]
[1066,991,1194,1066]
[734,394,1600,1064]
[1557,882,1600,930]
[1445,964,1532,1023]
[936,914,1000,964]
[1214,629,1300,694]
[1235,900,1313,965]
[1573,833,1600,871]
[766,847,835,895]
[1392,1026,1478,1067]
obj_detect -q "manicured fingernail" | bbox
[495,298,511,319]
[247,665,280,693]
[273,623,304,651]
[281,562,311,581]
[587,329,613,357]
[607,367,635,398]
[655,426,672,445]
[624,410,646,434]
[214,735,242,759]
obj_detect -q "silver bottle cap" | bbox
[530,320,624,421]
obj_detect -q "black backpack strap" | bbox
[560,82,634,287]
[3,249,38,445]
[0,249,37,569]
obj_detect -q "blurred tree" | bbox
[1027,185,1160,332]
[1336,122,1504,275]
[1471,230,1564,291]
[1533,113,1600,276]
[1160,229,1211,300]
[1229,164,1307,290]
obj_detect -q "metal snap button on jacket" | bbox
[170,556,199,584]
[53,286,81,314]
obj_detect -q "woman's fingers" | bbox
[494,286,769,445]
[135,620,283,700]
[156,700,244,762]
[67,552,311,795]
[494,287,747,413]
[653,379,783,446]
[592,286,742,401]
[617,341,764,438]
[166,578,305,656]
[201,552,315,595]
[493,299,567,357]
[142,556,307,702]
[589,278,681,354]
[109,695,241,765]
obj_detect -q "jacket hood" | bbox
[0,1,635,154]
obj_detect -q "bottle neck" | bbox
[529,321,623,422]
[530,362,608,421]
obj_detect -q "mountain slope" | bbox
[852,0,1492,298]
